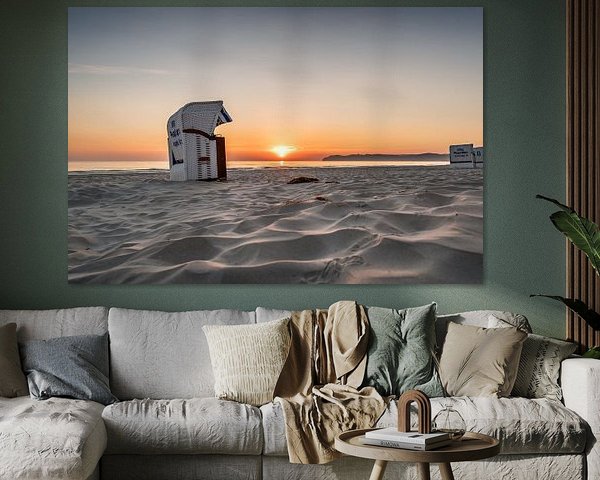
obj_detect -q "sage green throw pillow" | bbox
[361,303,443,397]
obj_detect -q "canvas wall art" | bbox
[68,7,483,284]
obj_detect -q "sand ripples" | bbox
[68,166,483,284]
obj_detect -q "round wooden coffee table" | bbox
[335,429,500,480]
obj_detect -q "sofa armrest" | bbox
[562,357,600,479]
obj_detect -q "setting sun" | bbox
[271,145,297,158]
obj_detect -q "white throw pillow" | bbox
[202,318,290,406]
[487,315,577,400]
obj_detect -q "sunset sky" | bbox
[68,7,482,168]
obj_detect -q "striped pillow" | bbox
[202,318,290,406]
[488,315,577,400]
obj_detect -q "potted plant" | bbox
[532,195,600,358]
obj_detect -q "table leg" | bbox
[369,459,387,480]
[417,462,431,480]
[439,462,455,480]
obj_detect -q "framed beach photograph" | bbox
[68,7,483,284]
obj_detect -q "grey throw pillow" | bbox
[0,323,28,397]
[361,303,443,398]
[488,315,577,400]
[20,333,117,405]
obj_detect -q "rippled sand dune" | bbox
[68,166,483,284]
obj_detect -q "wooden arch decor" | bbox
[397,389,431,434]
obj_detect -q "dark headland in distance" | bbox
[322,153,449,162]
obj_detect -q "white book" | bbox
[365,428,450,445]
[361,437,452,451]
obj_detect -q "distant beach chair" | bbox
[167,101,232,181]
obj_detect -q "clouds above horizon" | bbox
[68,63,171,76]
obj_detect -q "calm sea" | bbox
[68,159,449,172]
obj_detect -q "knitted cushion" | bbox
[202,318,290,406]
[488,315,577,400]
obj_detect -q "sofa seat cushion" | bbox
[103,398,263,455]
[0,396,106,480]
[261,396,587,456]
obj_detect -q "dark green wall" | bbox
[0,0,566,338]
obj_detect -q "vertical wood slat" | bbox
[595,0,600,349]
[566,0,600,352]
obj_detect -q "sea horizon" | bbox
[68,158,450,173]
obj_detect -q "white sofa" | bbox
[0,306,598,480]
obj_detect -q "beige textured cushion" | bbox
[0,323,28,397]
[203,318,291,406]
[439,322,527,397]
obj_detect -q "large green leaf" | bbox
[537,195,600,274]
[536,194,575,213]
[583,346,600,359]
[531,294,600,330]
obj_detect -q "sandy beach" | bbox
[68,166,483,284]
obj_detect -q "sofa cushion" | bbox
[20,333,117,405]
[439,323,527,397]
[0,323,28,397]
[203,318,291,406]
[488,315,578,400]
[108,308,255,399]
[102,398,262,455]
[436,310,532,354]
[0,307,108,341]
[0,396,106,479]
[261,396,587,456]
[361,304,443,397]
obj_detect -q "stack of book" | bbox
[362,428,451,451]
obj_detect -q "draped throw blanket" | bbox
[273,301,388,464]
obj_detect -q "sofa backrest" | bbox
[436,310,532,352]
[0,307,108,341]
[256,306,292,323]
[108,307,255,400]
[256,306,533,352]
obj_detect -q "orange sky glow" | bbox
[68,8,483,169]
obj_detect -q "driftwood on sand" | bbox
[287,176,320,184]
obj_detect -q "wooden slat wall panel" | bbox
[566,0,600,352]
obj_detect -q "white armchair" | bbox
[562,357,600,480]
